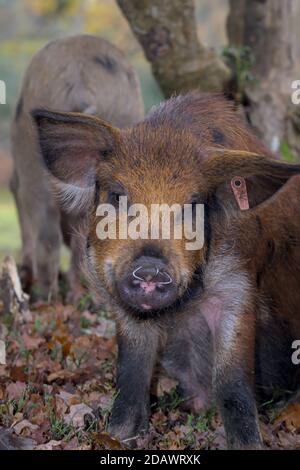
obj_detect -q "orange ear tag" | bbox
[231,177,249,211]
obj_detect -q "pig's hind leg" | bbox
[35,194,61,300]
[18,172,61,299]
[10,169,35,291]
[11,120,62,300]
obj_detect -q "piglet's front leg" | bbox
[201,267,262,449]
[108,325,159,445]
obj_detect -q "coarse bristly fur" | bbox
[32,90,300,449]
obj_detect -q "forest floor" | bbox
[1,290,300,450]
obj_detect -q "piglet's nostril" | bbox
[140,281,156,294]
[156,284,166,293]
[132,278,141,287]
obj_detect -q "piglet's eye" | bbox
[188,195,203,208]
[109,192,122,204]
[182,195,202,219]
[107,191,130,209]
[113,193,121,202]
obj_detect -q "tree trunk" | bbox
[227,0,296,154]
[117,0,230,97]
[226,0,245,47]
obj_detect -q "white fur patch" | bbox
[51,178,94,214]
[201,250,253,367]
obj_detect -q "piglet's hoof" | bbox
[108,421,148,449]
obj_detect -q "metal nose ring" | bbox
[132,266,160,282]
[157,271,173,285]
[133,266,144,281]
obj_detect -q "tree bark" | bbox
[227,0,296,154]
[117,0,230,97]
[226,0,245,47]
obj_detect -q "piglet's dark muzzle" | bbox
[116,255,177,311]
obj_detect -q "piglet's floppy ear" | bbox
[203,149,300,209]
[31,109,118,188]
[31,109,119,212]
[203,149,300,187]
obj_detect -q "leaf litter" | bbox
[0,297,300,450]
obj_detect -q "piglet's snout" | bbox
[116,256,177,311]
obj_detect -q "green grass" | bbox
[186,406,217,432]
[0,188,21,261]
[157,389,189,413]
[280,140,296,163]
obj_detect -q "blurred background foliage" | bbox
[0,0,228,260]
[0,0,228,149]
[2,0,300,262]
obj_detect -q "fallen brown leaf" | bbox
[34,439,62,450]
[47,369,75,383]
[6,381,26,401]
[64,403,94,429]
[0,427,37,450]
[93,432,124,450]
[155,376,178,397]
[22,332,44,350]
[9,365,27,382]
[64,436,80,450]
[275,403,300,432]
[13,419,38,435]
